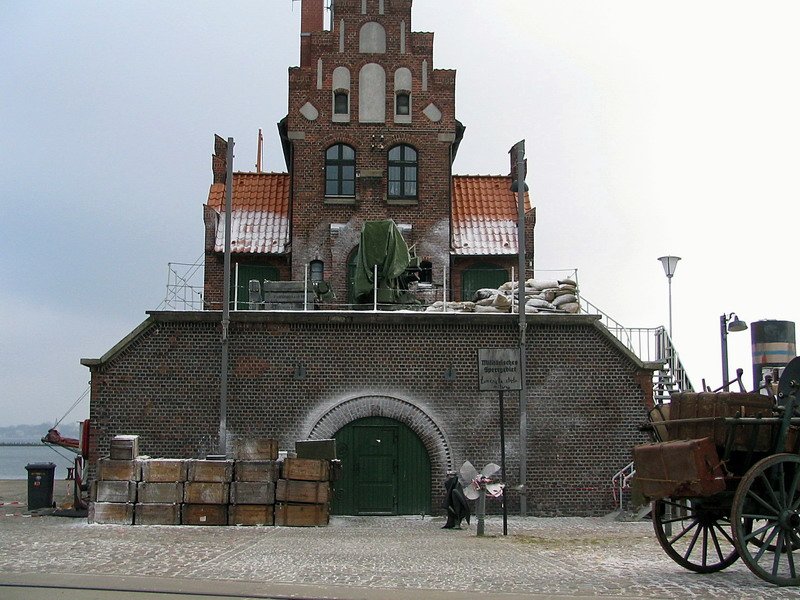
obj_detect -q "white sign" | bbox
[478,348,522,391]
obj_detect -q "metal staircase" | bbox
[579,297,695,512]
[580,297,694,403]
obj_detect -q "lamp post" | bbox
[657,256,681,338]
[720,313,748,391]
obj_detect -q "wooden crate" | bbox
[137,482,184,504]
[633,437,727,499]
[276,479,329,504]
[274,502,329,527]
[97,458,141,482]
[669,392,775,451]
[282,458,329,482]
[230,482,275,505]
[135,503,181,525]
[109,435,139,460]
[229,504,274,526]
[182,504,228,526]
[141,459,187,483]
[89,502,134,525]
[186,459,233,483]
[234,460,279,483]
[96,480,137,503]
[233,438,279,461]
[295,439,336,460]
[184,482,229,504]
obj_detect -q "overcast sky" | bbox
[2,1,799,427]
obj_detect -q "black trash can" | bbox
[25,462,56,510]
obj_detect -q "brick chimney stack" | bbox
[301,0,325,68]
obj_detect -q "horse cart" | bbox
[633,356,800,586]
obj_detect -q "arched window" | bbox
[332,66,350,123]
[394,68,412,123]
[334,91,348,115]
[388,145,418,199]
[309,260,324,282]
[396,92,410,115]
[325,144,356,197]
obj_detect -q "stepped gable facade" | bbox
[203,0,535,309]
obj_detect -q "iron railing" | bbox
[580,297,694,397]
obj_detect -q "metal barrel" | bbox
[751,320,796,389]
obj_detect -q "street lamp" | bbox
[720,313,748,391]
[658,256,681,338]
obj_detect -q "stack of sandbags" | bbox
[426,278,580,314]
[135,459,185,525]
[229,438,279,526]
[89,436,141,524]
[182,459,233,526]
[275,457,331,527]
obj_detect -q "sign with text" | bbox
[478,348,522,391]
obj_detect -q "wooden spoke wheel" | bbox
[732,454,800,586]
[653,497,739,573]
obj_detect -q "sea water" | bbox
[0,445,77,479]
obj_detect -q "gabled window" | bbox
[325,144,356,197]
[388,145,418,199]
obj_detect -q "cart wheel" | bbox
[652,497,739,573]
[732,454,800,586]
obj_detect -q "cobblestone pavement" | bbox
[3,508,800,599]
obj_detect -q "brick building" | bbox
[83,311,657,516]
[83,0,659,517]
[203,0,535,309]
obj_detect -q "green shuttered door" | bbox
[332,417,431,516]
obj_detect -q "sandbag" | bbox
[474,304,506,313]
[527,298,555,310]
[473,288,497,302]
[526,279,559,291]
[559,302,580,313]
[493,294,512,308]
[553,294,577,306]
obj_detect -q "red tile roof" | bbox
[207,172,290,254]
[206,172,531,257]
[451,175,533,256]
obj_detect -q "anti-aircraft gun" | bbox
[351,220,422,307]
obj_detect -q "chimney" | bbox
[301,0,325,68]
[212,135,228,184]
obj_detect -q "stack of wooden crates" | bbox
[276,457,330,526]
[229,438,279,526]
[89,436,335,527]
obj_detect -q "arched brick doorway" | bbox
[306,395,452,515]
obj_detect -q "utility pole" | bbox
[511,140,528,516]
[219,137,234,456]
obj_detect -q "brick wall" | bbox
[84,311,654,517]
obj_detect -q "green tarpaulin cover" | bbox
[353,220,411,301]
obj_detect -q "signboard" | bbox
[478,348,522,391]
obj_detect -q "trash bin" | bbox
[25,462,56,510]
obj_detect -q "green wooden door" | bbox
[332,417,431,516]
[354,424,397,514]
[461,263,509,301]
[233,264,279,310]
